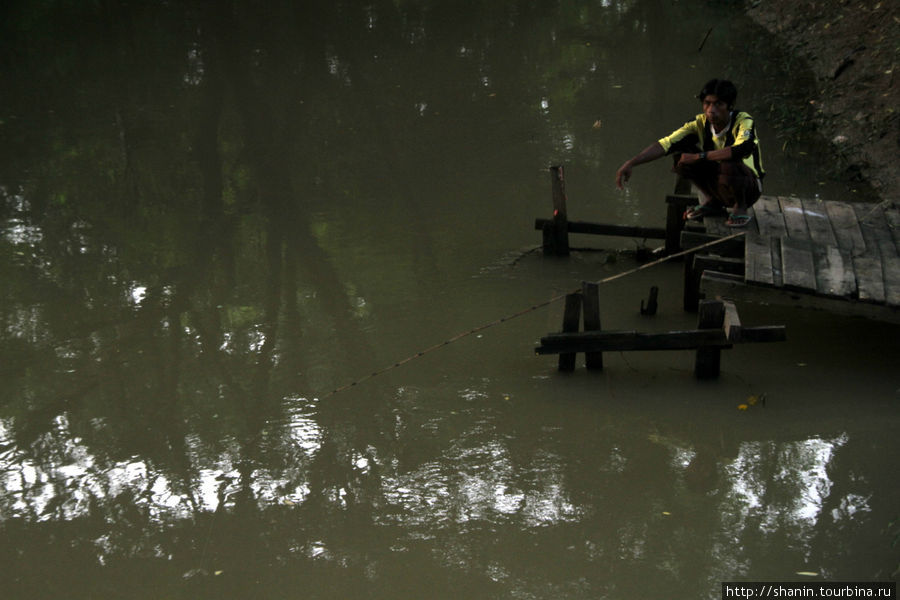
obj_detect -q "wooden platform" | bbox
[697,196,900,323]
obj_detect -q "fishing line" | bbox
[320,231,746,399]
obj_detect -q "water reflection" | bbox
[1,0,897,597]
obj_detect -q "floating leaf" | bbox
[592,119,602,130]
[796,571,818,577]
[737,404,749,411]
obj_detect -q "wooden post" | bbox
[558,292,581,371]
[695,299,725,378]
[581,281,602,370]
[685,254,745,312]
[684,253,700,312]
[544,166,570,256]
[665,194,696,255]
[641,286,659,315]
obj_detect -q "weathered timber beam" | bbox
[680,231,745,257]
[701,270,900,324]
[695,299,726,378]
[536,325,785,355]
[534,218,666,240]
[536,329,730,354]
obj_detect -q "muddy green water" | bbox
[1,1,897,598]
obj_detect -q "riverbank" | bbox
[746,0,900,203]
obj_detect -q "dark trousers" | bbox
[673,158,761,211]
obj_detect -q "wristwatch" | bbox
[699,151,707,160]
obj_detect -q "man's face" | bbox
[701,94,730,128]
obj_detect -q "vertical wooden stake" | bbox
[581,281,603,370]
[546,165,570,257]
[695,299,725,379]
[641,285,659,315]
[558,292,581,371]
[683,252,700,312]
[665,202,684,255]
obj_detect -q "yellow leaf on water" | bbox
[796,571,818,577]
[737,404,749,411]
[747,395,759,406]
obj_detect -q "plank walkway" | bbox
[699,195,900,323]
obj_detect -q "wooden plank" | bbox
[770,235,784,288]
[778,196,810,241]
[752,196,787,238]
[704,216,731,237]
[537,329,729,354]
[884,205,900,251]
[801,197,838,246]
[536,325,784,354]
[701,271,900,324]
[810,243,856,297]
[853,202,898,258]
[695,255,745,275]
[825,201,866,254]
[780,237,817,291]
[853,255,886,303]
[884,255,900,307]
[680,231,745,257]
[744,230,774,286]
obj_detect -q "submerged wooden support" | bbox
[537,297,786,377]
[641,286,659,315]
[558,292,581,371]
[665,194,696,254]
[695,299,726,379]
[537,325,784,354]
[582,282,603,370]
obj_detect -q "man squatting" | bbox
[615,79,765,227]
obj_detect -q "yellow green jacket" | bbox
[658,111,764,179]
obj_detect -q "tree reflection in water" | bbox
[1,0,898,598]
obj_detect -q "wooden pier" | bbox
[532,167,898,376]
[534,166,900,324]
[690,196,900,324]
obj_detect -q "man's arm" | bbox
[615,142,666,189]
[677,146,733,166]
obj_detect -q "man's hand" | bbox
[615,162,632,190]
[614,142,666,190]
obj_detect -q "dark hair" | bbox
[697,79,737,108]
